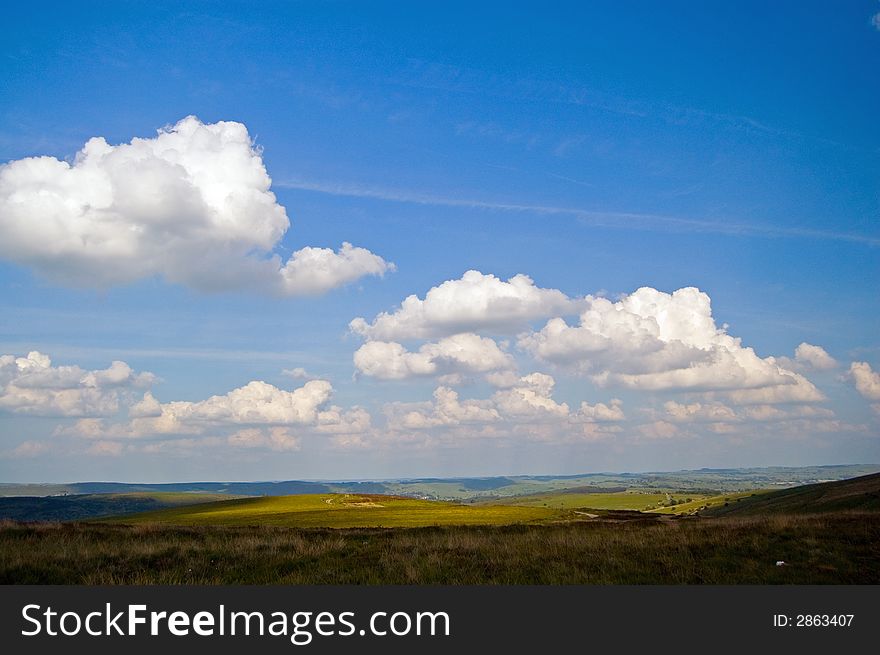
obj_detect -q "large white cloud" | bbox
[350,270,578,340]
[353,332,515,381]
[520,286,824,404]
[58,377,372,450]
[104,379,334,438]
[0,351,154,417]
[0,116,392,294]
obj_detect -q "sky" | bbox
[0,1,878,483]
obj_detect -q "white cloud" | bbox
[520,286,824,404]
[576,399,625,422]
[385,373,611,434]
[872,11,880,31]
[8,441,50,458]
[0,351,154,417]
[491,373,570,420]
[637,420,680,439]
[793,342,837,370]
[662,400,834,424]
[0,116,392,294]
[776,342,837,372]
[279,242,394,295]
[849,362,880,401]
[353,332,514,380]
[228,427,301,452]
[350,270,577,340]
[124,379,334,437]
[314,406,373,435]
[58,377,372,453]
[386,386,501,430]
[282,367,313,380]
[663,401,738,422]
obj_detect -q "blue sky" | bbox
[0,1,878,482]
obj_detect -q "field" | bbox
[488,490,707,512]
[101,494,564,528]
[2,471,878,585]
[2,512,878,584]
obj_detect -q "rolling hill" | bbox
[102,493,565,528]
[703,472,880,516]
[0,493,238,522]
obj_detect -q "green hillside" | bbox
[104,493,563,528]
[703,473,880,516]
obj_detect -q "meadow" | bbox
[2,512,877,584]
[2,472,877,585]
[101,494,564,528]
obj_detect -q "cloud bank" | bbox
[0,351,154,417]
[0,116,392,294]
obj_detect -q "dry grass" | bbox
[1,511,878,584]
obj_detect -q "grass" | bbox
[705,472,880,516]
[488,491,705,511]
[648,491,762,515]
[2,512,878,584]
[102,494,564,528]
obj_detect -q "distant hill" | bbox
[703,473,880,516]
[0,493,237,522]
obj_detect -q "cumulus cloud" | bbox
[776,342,837,372]
[849,362,880,401]
[350,270,578,340]
[576,399,625,422]
[520,286,823,404]
[793,343,837,370]
[662,400,833,423]
[386,386,500,430]
[58,376,372,453]
[0,116,392,294]
[118,379,334,438]
[228,427,301,452]
[637,421,680,439]
[0,351,154,417]
[491,372,570,420]
[663,401,738,422]
[353,332,514,381]
[385,373,623,435]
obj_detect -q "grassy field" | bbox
[647,491,763,515]
[2,474,877,584]
[488,490,705,511]
[2,512,878,584]
[104,494,565,528]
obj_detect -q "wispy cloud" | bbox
[277,177,880,246]
[0,343,326,365]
